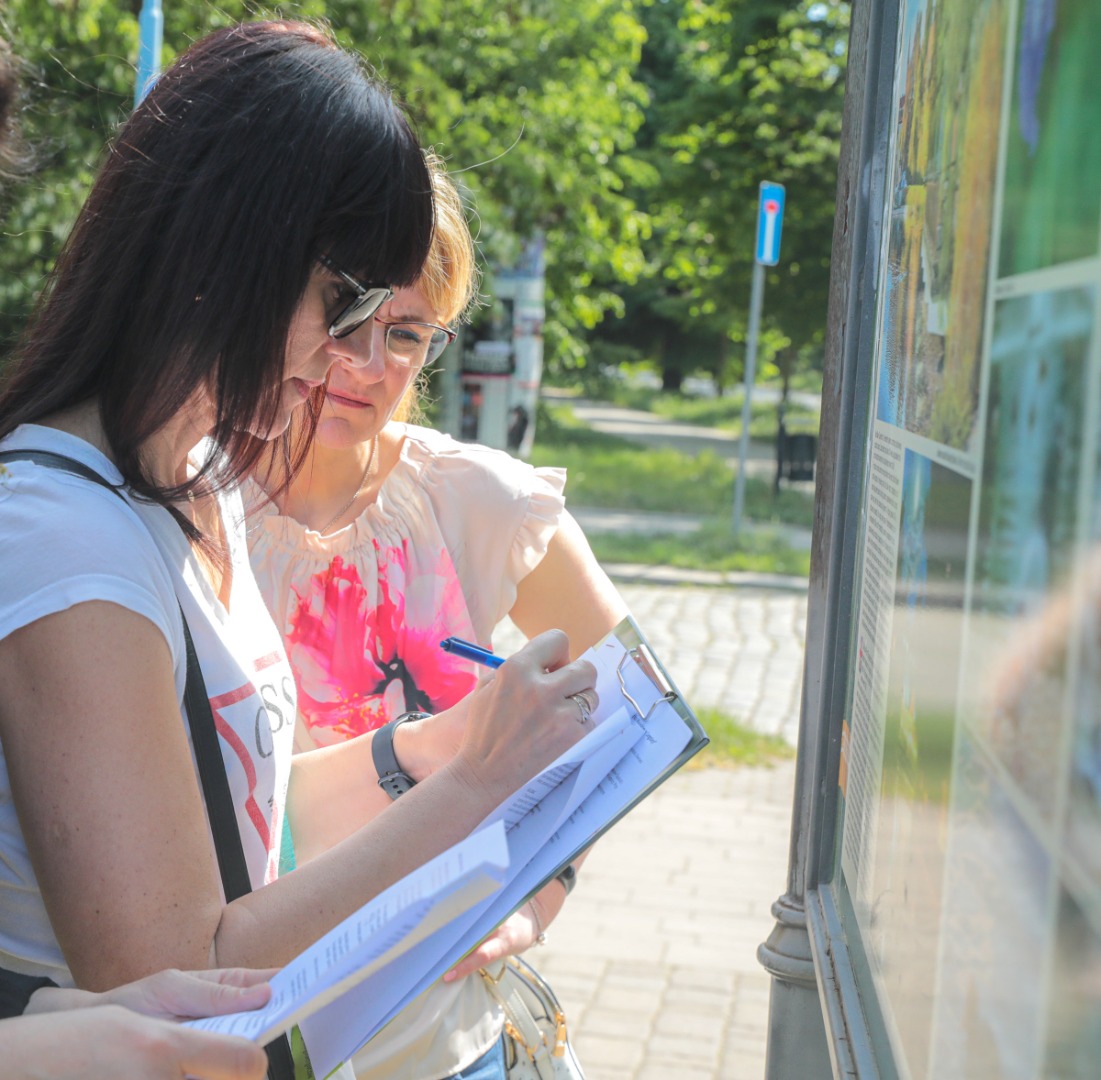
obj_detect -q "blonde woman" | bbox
[246,160,627,1079]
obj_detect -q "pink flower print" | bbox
[285,543,479,744]
[368,539,480,714]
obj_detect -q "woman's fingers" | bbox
[105,968,274,1022]
[443,926,512,982]
[161,969,274,1020]
[46,1007,270,1080]
[190,968,280,989]
[508,628,571,672]
[454,628,601,798]
[443,905,545,982]
[166,1025,269,1080]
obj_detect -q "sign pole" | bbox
[134,0,164,106]
[732,260,765,536]
[732,181,785,537]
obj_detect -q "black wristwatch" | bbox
[373,712,431,800]
[555,863,578,896]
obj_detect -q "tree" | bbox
[0,1,651,366]
[590,0,849,395]
[1,0,138,345]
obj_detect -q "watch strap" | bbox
[555,862,578,896]
[373,712,430,800]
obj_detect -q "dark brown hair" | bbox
[0,21,433,506]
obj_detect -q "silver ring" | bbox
[569,692,594,726]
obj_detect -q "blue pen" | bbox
[439,636,506,669]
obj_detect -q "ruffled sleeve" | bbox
[507,466,567,582]
[400,426,566,632]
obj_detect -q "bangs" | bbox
[316,103,434,289]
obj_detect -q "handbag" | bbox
[482,957,585,1080]
[0,451,299,1080]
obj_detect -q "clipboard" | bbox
[523,613,710,897]
[197,615,712,1074]
[307,613,713,1070]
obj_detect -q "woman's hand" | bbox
[27,967,274,1022]
[443,881,566,983]
[445,630,598,805]
[3,1005,268,1080]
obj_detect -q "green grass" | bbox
[686,707,795,770]
[587,521,811,577]
[530,402,815,529]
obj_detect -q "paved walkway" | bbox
[564,398,777,475]
[493,581,807,1079]
[547,391,819,490]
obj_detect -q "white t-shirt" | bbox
[0,425,294,986]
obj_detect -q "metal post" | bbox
[134,0,164,107]
[732,260,765,536]
[758,0,897,1074]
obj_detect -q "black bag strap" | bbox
[0,448,126,495]
[179,617,253,901]
[0,450,297,1078]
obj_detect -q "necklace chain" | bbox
[319,435,379,534]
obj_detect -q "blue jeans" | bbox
[449,1036,507,1080]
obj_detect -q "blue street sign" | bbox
[755,181,786,266]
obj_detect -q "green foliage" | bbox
[528,397,813,575]
[1,0,845,384]
[1,0,649,357]
[589,0,848,391]
[320,0,651,353]
[686,707,795,768]
[540,440,730,513]
[595,383,820,438]
[1,0,138,344]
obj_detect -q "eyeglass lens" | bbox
[384,323,453,367]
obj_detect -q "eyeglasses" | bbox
[317,255,456,368]
[317,254,393,339]
[374,317,457,369]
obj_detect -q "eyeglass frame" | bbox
[316,255,457,367]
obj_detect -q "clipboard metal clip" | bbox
[616,643,677,722]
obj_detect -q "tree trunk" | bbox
[658,333,683,392]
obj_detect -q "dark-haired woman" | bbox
[0,38,268,1080]
[0,20,596,1072]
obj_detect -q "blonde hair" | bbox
[394,152,480,422]
[419,152,479,323]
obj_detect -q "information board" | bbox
[831,0,1101,1075]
